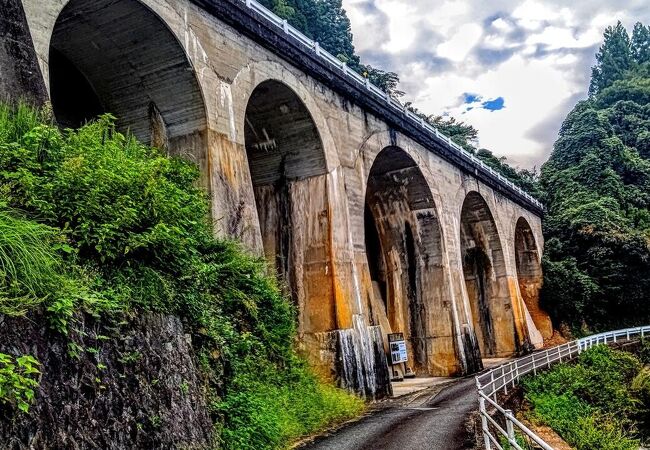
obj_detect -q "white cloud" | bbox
[342,0,650,167]
[492,17,514,33]
[414,53,581,165]
[377,0,418,53]
[512,1,573,30]
[436,23,483,61]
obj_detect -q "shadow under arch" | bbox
[364,146,459,376]
[460,191,518,357]
[244,79,336,336]
[515,217,552,340]
[48,0,208,164]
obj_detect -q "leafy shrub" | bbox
[0,109,208,273]
[522,346,647,450]
[0,353,40,413]
[637,338,650,364]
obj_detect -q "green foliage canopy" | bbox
[541,22,650,331]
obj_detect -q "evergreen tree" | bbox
[589,22,632,96]
[360,65,404,97]
[308,0,357,63]
[631,22,650,65]
[541,22,650,331]
[256,0,409,94]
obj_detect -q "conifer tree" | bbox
[589,22,632,96]
[631,21,650,65]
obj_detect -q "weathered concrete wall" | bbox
[13,0,551,390]
[0,0,47,105]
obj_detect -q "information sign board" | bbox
[388,332,408,364]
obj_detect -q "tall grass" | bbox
[522,346,646,450]
[218,357,365,449]
[0,102,49,146]
[0,207,61,315]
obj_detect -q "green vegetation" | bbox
[220,359,363,448]
[0,353,40,413]
[522,345,650,449]
[540,22,650,331]
[0,206,60,315]
[0,103,363,448]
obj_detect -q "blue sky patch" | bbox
[481,97,505,111]
[461,93,505,112]
[463,92,482,103]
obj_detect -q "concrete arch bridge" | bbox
[4,0,552,397]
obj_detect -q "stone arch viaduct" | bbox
[4,0,552,397]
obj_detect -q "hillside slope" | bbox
[540,22,650,331]
[0,105,363,449]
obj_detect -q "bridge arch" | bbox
[460,191,517,357]
[231,61,340,171]
[515,217,552,340]
[244,79,336,336]
[364,146,457,376]
[48,0,208,158]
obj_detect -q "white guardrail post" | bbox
[238,0,544,210]
[476,325,649,449]
[505,409,516,447]
[477,378,492,450]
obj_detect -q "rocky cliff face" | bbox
[0,312,213,449]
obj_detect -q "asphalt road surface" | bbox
[299,377,479,450]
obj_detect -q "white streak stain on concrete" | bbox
[219,82,237,141]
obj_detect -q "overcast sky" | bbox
[342,0,650,168]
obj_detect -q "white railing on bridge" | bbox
[239,0,544,210]
[475,325,650,449]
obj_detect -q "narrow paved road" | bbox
[299,377,479,450]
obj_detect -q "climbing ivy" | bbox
[0,353,40,413]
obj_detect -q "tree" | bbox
[541,22,650,331]
[589,22,632,96]
[631,22,650,65]
[431,115,478,147]
[259,0,359,66]
[308,0,357,64]
[360,65,404,97]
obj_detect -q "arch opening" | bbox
[244,80,335,335]
[364,146,456,376]
[364,204,387,312]
[460,192,517,358]
[515,217,552,340]
[49,0,207,163]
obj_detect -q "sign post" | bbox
[388,333,408,364]
[388,332,412,381]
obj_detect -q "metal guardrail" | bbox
[475,325,650,449]
[239,0,544,210]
